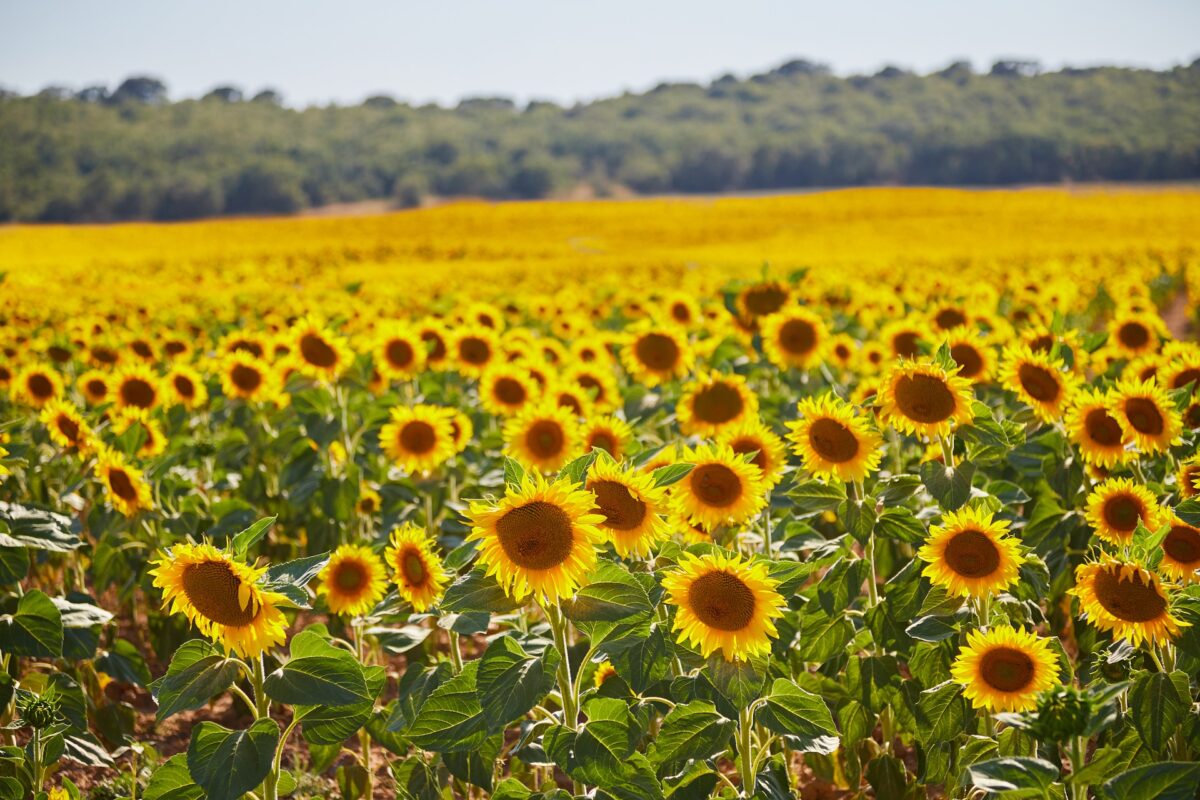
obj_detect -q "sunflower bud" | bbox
[1030,687,1091,743]
[19,696,59,730]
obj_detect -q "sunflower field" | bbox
[3,188,1200,800]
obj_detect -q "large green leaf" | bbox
[475,635,558,731]
[143,754,204,800]
[441,568,520,614]
[264,629,369,706]
[297,665,385,745]
[407,660,487,752]
[0,502,81,551]
[915,680,971,745]
[1100,762,1200,800]
[187,719,278,800]
[755,678,839,754]
[648,701,733,770]
[967,757,1060,798]
[1128,670,1190,755]
[151,640,241,723]
[230,516,276,558]
[0,589,63,657]
[563,560,653,622]
[920,460,976,511]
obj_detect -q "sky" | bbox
[2,1,1198,107]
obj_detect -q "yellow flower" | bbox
[1065,389,1131,468]
[14,364,63,408]
[452,325,500,377]
[374,322,426,380]
[671,443,767,530]
[380,405,456,475]
[503,401,581,474]
[220,352,278,403]
[677,371,758,437]
[1159,517,1200,583]
[1072,557,1184,646]
[718,417,788,486]
[386,523,450,612]
[759,306,827,370]
[999,344,1076,423]
[951,625,1059,712]
[39,399,94,452]
[1108,378,1182,454]
[582,415,634,462]
[584,456,670,558]
[1084,478,1163,546]
[480,364,539,417]
[788,393,883,483]
[113,362,161,411]
[165,365,209,410]
[319,544,389,616]
[918,506,1024,598]
[94,448,153,517]
[291,317,353,382]
[621,322,692,387]
[878,360,974,438]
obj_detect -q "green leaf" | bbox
[563,560,653,622]
[144,755,204,800]
[559,452,597,485]
[789,479,845,514]
[648,701,733,770]
[187,719,279,800]
[570,697,639,786]
[264,553,330,587]
[1175,498,1200,527]
[874,507,926,543]
[297,666,385,745]
[151,640,241,723]
[503,457,526,490]
[407,660,487,752]
[441,568,520,614]
[650,463,694,489]
[475,636,558,732]
[866,755,908,799]
[0,589,63,657]
[915,680,970,745]
[1101,762,1200,800]
[0,502,81,551]
[966,757,1059,797]
[755,678,839,754]
[264,629,369,706]
[905,614,961,643]
[0,549,29,584]
[1128,670,1190,754]
[230,516,276,558]
[920,460,976,511]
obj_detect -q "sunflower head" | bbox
[788,393,883,483]
[583,415,634,462]
[942,328,994,384]
[292,317,353,382]
[481,364,539,417]
[1065,388,1131,468]
[503,401,581,474]
[759,306,827,370]
[220,352,277,403]
[1109,378,1183,455]
[386,524,450,612]
[166,365,209,410]
[150,542,288,657]
[951,625,1059,712]
[1159,517,1200,583]
[39,399,94,452]
[677,371,757,437]
[1072,556,1185,646]
[621,323,692,387]
[999,344,1076,423]
[1177,458,1200,500]
[1085,477,1163,546]
[319,544,389,617]
[585,455,670,558]
[380,404,456,475]
[466,473,605,603]
[15,365,63,408]
[77,370,112,405]
[374,324,426,379]
[452,325,500,377]
[918,505,1024,598]
[718,417,788,486]
[662,550,786,661]
[879,359,974,438]
[114,363,161,411]
[94,447,153,517]
[672,443,767,531]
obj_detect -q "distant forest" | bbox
[2,58,1199,223]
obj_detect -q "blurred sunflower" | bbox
[593,660,619,689]
[736,281,790,321]
[1065,389,1131,468]
[386,524,450,612]
[504,402,581,474]
[951,626,1059,712]
[380,405,456,475]
[319,544,389,616]
[1159,517,1200,583]
[662,550,785,661]
[14,364,63,407]
[150,542,287,657]
[789,394,883,483]
[918,506,1024,598]
[621,323,692,386]
[356,486,382,516]
[77,370,112,406]
[220,352,277,403]
[1108,378,1182,454]
[291,317,353,382]
[39,399,94,452]
[673,443,766,530]
[1177,458,1200,499]
[480,364,538,417]
[447,409,474,454]
[94,448,152,517]
[452,325,500,377]
[999,345,1075,423]
[582,415,634,461]
[416,320,451,370]
[585,456,670,558]
[1072,557,1183,646]
[165,365,209,410]
[111,408,167,458]
[759,306,827,370]
[942,328,994,384]
[374,323,425,380]
[879,360,973,438]
[466,473,605,603]
[677,372,757,437]
[1108,311,1161,359]
[1085,478,1163,546]
[113,363,161,411]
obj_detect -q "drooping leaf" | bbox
[186,719,279,800]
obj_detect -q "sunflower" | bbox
[1177,458,1200,499]
[671,507,716,545]
[1072,557,1184,646]
[386,524,450,612]
[881,318,929,361]
[760,306,827,370]
[39,399,94,452]
[663,293,700,328]
[113,363,161,411]
[111,408,167,458]
[582,415,634,461]
[789,394,883,483]
[1108,311,1161,359]
[504,402,581,474]
[480,364,538,417]
[585,457,670,558]
[942,328,994,384]
[452,325,500,378]
[1065,389,1131,468]
[150,542,288,657]
[672,443,767,530]
[466,473,605,603]
[380,405,456,475]
[999,345,1075,423]
[78,370,112,406]
[918,506,1024,597]
[550,382,594,418]
[950,626,1059,713]
[1159,517,1200,583]
[1108,378,1182,454]
[570,334,613,365]
[291,317,353,382]
[416,319,451,370]
[621,323,692,387]
[318,544,389,616]
[356,486,382,516]
[879,360,974,438]
[374,323,425,380]
[662,550,785,661]
[859,342,889,375]
[217,332,269,360]
[737,281,790,320]
[14,364,63,407]
[1159,349,1200,394]
[718,417,788,486]
[447,409,474,454]
[593,660,619,688]
[220,352,277,403]
[94,447,152,517]
[930,302,971,333]
[826,333,858,371]
[564,363,621,413]
[677,372,758,437]
[1085,478,1163,546]
[165,365,209,410]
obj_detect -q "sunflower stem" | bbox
[737,704,756,798]
[352,620,374,798]
[448,630,464,674]
[546,601,583,794]
[939,433,956,468]
[251,655,279,800]
[1068,736,1087,800]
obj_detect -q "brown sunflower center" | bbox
[230,364,263,393]
[423,331,447,361]
[131,340,154,359]
[943,529,1001,578]
[231,340,264,358]
[402,550,428,586]
[300,333,338,368]
[730,437,768,472]
[687,570,756,631]
[894,373,956,423]
[494,377,527,405]
[48,345,71,363]
[1102,495,1142,533]
[92,347,119,364]
[399,420,437,454]
[181,560,257,626]
[1164,525,1200,565]
[1093,568,1167,622]
[526,419,565,459]
[742,285,787,317]
[458,337,491,365]
[588,479,647,531]
[588,431,616,455]
[558,393,584,416]
[692,383,744,425]
[1084,408,1124,446]
[1017,363,1060,403]
[120,377,156,408]
[164,340,187,357]
[893,332,921,359]
[1187,404,1200,430]
[690,464,743,508]
[495,500,574,570]
[980,646,1035,692]
[386,339,415,369]
[808,417,860,463]
[1172,368,1200,391]
[173,374,196,399]
[333,560,367,592]
[1124,398,1164,435]
[56,414,81,444]
[778,318,817,356]
[671,302,691,324]
[1117,322,1150,350]
[950,344,983,379]
[935,308,968,330]
[634,333,681,372]
[86,379,108,399]
[107,468,138,501]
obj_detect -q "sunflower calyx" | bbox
[1028,686,1092,743]
[18,695,61,730]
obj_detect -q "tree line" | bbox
[2,59,1199,223]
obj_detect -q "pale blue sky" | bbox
[2,1,1198,107]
